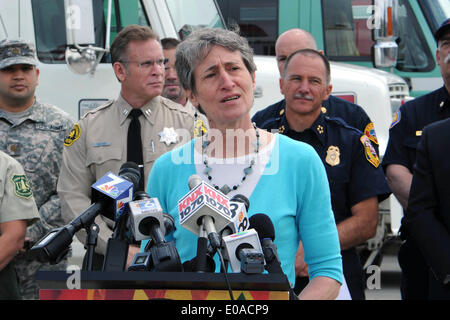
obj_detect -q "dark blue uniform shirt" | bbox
[253,109,390,224]
[381,86,450,299]
[252,105,391,299]
[382,86,450,172]
[252,95,379,155]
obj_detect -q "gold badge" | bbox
[279,108,285,116]
[416,130,422,136]
[321,106,327,114]
[325,146,340,166]
[64,123,81,147]
[278,125,285,134]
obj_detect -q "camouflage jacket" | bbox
[0,98,74,244]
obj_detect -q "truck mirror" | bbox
[64,0,109,75]
[373,40,398,68]
[372,0,398,68]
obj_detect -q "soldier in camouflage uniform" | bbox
[0,39,75,299]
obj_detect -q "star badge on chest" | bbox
[159,127,178,146]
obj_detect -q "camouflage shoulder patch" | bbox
[364,122,379,145]
[64,123,81,147]
[11,174,33,199]
[390,110,401,129]
[360,135,380,168]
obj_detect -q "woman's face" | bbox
[188,45,255,128]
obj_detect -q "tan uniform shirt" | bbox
[57,95,198,254]
[0,150,39,226]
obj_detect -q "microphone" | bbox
[222,194,250,238]
[98,162,141,271]
[182,224,216,273]
[249,213,298,300]
[128,191,167,242]
[178,175,233,250]
[91,161,140,223]
[30,163,140,264]
[127,191,182,272]
[221,228,265,274]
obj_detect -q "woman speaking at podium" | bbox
[142,28,342,299]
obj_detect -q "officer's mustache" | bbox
[293,93,314,101]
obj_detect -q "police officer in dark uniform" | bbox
[382,18,450,300]
[403,118,450,299]
[253,49,391,300]
[252,28,379,155]
[252,95,379,154]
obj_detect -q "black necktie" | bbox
[127,109,144,191]
[127,108,143,165]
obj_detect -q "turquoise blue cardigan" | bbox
[141,134,342,285]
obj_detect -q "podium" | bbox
[36,271,290,300]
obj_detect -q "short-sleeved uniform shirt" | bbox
[382,86,450,172]
[253,109,390,299]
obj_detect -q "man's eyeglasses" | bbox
[119,58,169,69]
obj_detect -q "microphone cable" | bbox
[217,249,234,300]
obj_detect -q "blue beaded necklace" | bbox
[202,122,260,195]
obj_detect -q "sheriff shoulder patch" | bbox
[64,123,81,147]
[193,119,207,138]
[360,135,380,168]
[11,174,33,199]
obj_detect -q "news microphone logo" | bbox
[128,197,165,241]
[91,172,133,221]
[229,200,249,233]
[178,181,232,235]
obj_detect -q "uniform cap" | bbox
[435,18,450,43]
[0,39,37,70]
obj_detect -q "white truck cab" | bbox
[0,0,412,267]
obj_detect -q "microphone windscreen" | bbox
[118,161,141,189]
[230,194,250,211]
[188,174,203,190]
[249,213,275,241]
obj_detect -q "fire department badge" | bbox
[325,146,340,166]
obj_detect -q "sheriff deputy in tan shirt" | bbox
[57,25,205,269]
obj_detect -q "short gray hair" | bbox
[283,49,331,84]
[175,28,256,93]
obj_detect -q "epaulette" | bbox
[81,99,114,119]
[324,115,363,134]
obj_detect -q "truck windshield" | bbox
[31,0,149,64]
[165,0,225,39]
[419,0,450,36]
[322,0,434,72]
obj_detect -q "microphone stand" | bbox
[83,223,99,271]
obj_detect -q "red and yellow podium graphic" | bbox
[40,289,289,300]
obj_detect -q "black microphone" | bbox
[101,162,142,271]
[249,213,299,300]
[127,192,182,272]
[182,225,216,273]
[30,162,140,265]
